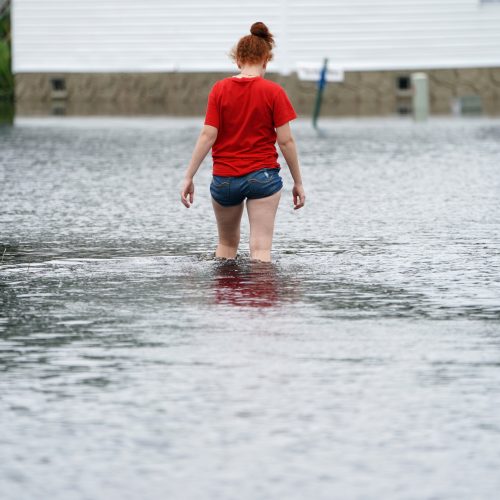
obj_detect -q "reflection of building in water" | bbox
[11,0,500,117]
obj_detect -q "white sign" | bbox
[296,62,344,82]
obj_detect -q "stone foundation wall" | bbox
[14,67,500,117]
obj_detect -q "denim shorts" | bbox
[210,167,283,207]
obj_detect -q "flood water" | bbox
[1,116,500,499]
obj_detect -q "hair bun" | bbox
[230,22,275,65]
[250,22,273,44]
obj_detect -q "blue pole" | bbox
[312,58,328,129]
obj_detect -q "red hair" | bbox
[230,22,275,66]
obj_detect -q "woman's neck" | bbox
[237,65,265,78]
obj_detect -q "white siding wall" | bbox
[11,0,500,74]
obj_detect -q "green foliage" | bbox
[0,2,13,99]
[0,42,14,97]
[0,3,9,38]
[0,95,14,123]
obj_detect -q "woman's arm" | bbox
[181,125,218,208]
[276,122,306,210]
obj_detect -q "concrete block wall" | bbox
[14,67,500,117]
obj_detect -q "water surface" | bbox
[1,117,500,499]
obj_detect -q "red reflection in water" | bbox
[213,260,280,308]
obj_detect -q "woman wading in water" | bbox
[181,21,305,262]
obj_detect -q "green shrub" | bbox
[0,2,13,99]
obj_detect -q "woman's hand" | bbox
[181,177,195,208]
[292,183,305,210]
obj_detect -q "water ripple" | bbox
[1,118,500,500]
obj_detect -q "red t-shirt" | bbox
[204,76,297,177]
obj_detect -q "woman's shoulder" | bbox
[220,76,283,87]
[257,78,289,94]
[212,76,287,96]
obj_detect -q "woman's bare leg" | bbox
[246,191,281,262]
[212,199,244,259]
